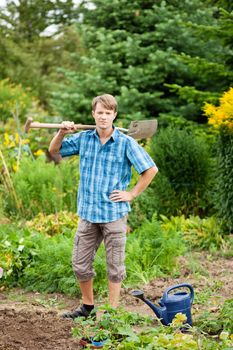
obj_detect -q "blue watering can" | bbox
[131,283,194,326]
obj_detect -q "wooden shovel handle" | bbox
[24,118,128,133]
[30,122,96,130]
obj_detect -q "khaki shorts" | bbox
[72,216,127,283]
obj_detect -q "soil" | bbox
[0,252,232,350]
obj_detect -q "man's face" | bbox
[92,102,117,130]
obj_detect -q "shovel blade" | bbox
[127,120,158,139]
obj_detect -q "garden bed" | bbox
[0,252,232,350]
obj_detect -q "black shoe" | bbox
[62,305,96,320]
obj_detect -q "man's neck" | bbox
[96,126,114,144]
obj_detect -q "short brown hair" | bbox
[92,94,117,112]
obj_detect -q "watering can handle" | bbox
[163,283,194,304]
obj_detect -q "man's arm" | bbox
[109,166,158,202]
[48,122,76,163]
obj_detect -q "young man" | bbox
[49,94,158,319]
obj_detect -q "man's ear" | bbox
[113,112,117,120]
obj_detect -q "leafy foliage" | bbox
[51,0,232,124]
[1,156,78,218]
[214,129,233,232]
[150,126,213,217]
[20,231,78,295]
[0,224,38,286]
[0,214,186,294]
[204,87,233,130]
[0,1,83,107]
[25,211,78,236]
[0,79,33,122]
[204,88,233,232]
[125,214,186,285]
[0,0,78,40]
[72,307,233,349]
[196,298,233,334]
[160,215,224,251]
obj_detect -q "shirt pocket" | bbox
[81,152,94,169]
[104,154,123,175]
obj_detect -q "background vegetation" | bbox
[0,1,232,348]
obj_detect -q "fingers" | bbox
[60,121,76,134]
[109,190,122,202]
[110,190,134,202]
[62,121,75,129]
[109,190,131,202]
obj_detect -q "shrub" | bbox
[25,211,79,236]
[213,129,233,233]
[0,79,32,122]
[196,298,233,334]
[160,215,224,251]
[0,224,38,286]
[125,214,186,286]
[150,126,213,217]
[72,308,233,349]
[2,156,79,218]
[21,231,78,295]
[204,87,233,233]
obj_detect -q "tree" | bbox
[51,0,232,124]
[0,0,78,41]
[0,1,83,108]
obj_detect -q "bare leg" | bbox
[79,279,94,305]
[108,280,121,308]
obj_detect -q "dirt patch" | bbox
[0,304,81,350]
[0,252,232,349]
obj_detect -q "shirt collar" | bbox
[90,125,119,142]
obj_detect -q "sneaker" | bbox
[62,304,96,320]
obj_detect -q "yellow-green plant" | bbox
[160,215,224,250]
[204,87,233,130]
[0,79,32,122]
[26,211,79,236]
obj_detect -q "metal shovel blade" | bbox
[127,120,158,139]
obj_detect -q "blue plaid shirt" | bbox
[60,128,156,223]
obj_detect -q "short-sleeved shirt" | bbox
[60,127,156,223]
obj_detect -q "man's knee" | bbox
[72,262,95,281]
[108,268,126,283]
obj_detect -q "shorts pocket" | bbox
[112,237,126,265]
[77,219,89,233]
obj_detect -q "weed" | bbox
[72,308,233,349]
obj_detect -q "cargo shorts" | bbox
[72,216,127,283]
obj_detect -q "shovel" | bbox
[24,117,158,139]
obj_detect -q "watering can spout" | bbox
[131,290,166,322]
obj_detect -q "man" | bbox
[49,94,158,319]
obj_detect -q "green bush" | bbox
[160,215,224,251]
[1,214,186,295]
[214,128,233,233]
[0,224,38,286]
[72,308,233,349]
[0,222,78,295]
[21,231,78,295]
[125,214,186,286]
[0,79,33,122]
[196,298,233,334]
[25,211,79,236]
[2,156,79,218]
[150,126,213,217]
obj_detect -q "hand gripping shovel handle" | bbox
[24,117,157,139]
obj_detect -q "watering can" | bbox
[131,283,194,326]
